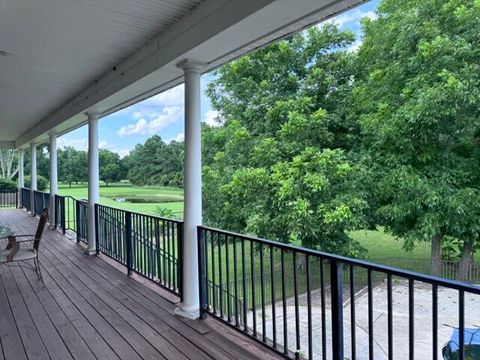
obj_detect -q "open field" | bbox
[58,182,184,217]
[56,182,479,269]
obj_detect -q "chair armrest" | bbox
[13,238,36,243]
[9,234,35,238]
[4,235,35,250]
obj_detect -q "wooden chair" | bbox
[0,208,48,282]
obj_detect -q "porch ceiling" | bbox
[0,0,365,148]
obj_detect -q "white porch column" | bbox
[174,59,205,320]
[30,143,37,215]
[49,132,58,227]
[18,149,24,208]
[87,111,100,255]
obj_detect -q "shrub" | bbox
[0,178,17,192]
[153,206,179,220]
[25,175,48,191]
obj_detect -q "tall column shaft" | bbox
[18,149,24,208]
[175,60,205,320]
[87,112,100,254]
[49,132,58,226]
[30,143,37,214]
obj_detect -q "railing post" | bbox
[75,200,81,243]
[95,204,100,254]
[178,222,184,302]
[197,227,207,319]
[330,259,344,360]
[61,196,66,233]
[125,211,133,276]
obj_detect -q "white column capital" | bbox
[176,59,207,74]
[85,111,100,120]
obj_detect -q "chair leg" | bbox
[34,258,44,283]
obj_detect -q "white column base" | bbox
[85,248,96,256]
[174,304,199,320]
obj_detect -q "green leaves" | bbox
[202,25,366,256]
[356,0,480,257]
[126,135,183,187]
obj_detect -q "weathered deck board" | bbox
[0,209,283,360]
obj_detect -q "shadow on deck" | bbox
[0,209,282,360]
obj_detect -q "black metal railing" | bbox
[21,187,31,211]
[0,190,17,207]
[54,194,88,241]
[198,226,480,360]
[76,200,88,243]
[54,194,66,231]
[33,190,50,216]
[96,204,183,297]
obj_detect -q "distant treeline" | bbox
[17,135,183,188]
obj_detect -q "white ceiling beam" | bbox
[15,0,276,147]
[15,0,365,148]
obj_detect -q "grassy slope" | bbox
[58,183,184,216]
[57,182,479,264]
[350,228,480,264]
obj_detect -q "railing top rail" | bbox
[199,225,480,294]
[97,202,183,225]
[33,189,49,195]
[55,194,88,203]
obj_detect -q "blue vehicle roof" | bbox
[447,328,480,352]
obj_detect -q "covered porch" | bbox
[0,209,281,360]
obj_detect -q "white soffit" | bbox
[3,0,365,148]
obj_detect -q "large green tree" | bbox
[126,135,183,187]
[355,0,480,278]
[203,25,368,256]
[58,147,88,186]
[99,149,126,186]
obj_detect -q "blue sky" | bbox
[58,0,379,157]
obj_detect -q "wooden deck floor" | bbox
[0,209,282,360]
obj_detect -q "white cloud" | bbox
[140,84,184,107]
[99,141,131,158]
[347,39,363,53]
[167,132,185,143]
[321,8,377,29]
[57,137,130,158]
[57,137,88,151]
[173,133,184,142]
[117,106,183,137]
[203,110,223,127]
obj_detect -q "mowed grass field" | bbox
[56,182,479,266]
[58,182,184,217]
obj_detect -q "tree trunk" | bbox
[458,241,473,282]
[431,233,442,277]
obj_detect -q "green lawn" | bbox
[55,182,479,273]
[350,228,431,260]
[58,182,184,217]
